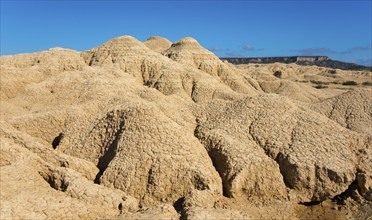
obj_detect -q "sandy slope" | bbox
[0,35,371,219]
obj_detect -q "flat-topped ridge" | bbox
[221,56,329,64]
[221,56,371,71]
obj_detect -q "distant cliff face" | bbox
[296,56,329,62]
[221,56,329,64]
[221,56,371,71]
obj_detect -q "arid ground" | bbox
[0,36,371,219]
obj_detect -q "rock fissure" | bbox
[94,119,125,184]
[193,124,228,197]
[332,178,360,205]
[52,133,64,149]
[248,120,294,191]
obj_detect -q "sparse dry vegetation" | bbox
[342,80,358,86]
[310,80,330,85]
[314,84,328,89]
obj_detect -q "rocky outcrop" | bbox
[311,89,372,134]
[163,37,259,95]
[258,80,328,103]
[0,47,86,71]
[0,35,370,219]
[144,36,172,53]
[0,126,138,219]
[80,35,244,102]
[59,102,222,206]
[195,95,361,203]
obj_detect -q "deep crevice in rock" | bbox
[207,148,230,197]
[298,201,321,206]
[193,123,229,198]
[274,153,296,189]
[193,175,210,191]
[173,197,187,220]
[39,171,69,192]
[52,133,64,149]
[191,82,198,103]
[332,179,360,205]
[94,120,125,184]
[248,122,293,190]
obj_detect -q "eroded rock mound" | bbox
[0,47,85,71]
[311,89,372,134]
[1,35,371,219]
[144,36,172,53]
[80,35,244,102]
[195,95,362,203]
[59,102,222,206]
[164,37,260,95]
[0,124,137,219]
[259,79,329,103]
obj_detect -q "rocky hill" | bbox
[0,36,371,219]
[221,56,372,71]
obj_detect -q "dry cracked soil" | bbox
[0,35,371,219]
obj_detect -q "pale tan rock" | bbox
[196,94,361,202]
[143,36,172,53]
[311,89,372,134]
[0,121,99,180]
[0,35,370,219]
[184,207,253,220]
[0,136,136,219]
[111,204,179,220]
[0,47,85,71]
[354,136,372,201]
[163,37,259,95]
[237,62,371,103]
[80,35,242,103]
[176,189,255,220]
[259,79,329,103]
[182,189,217,209]
[59,102,223,206]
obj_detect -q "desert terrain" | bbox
[0,35,371,219]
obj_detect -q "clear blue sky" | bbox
[1,0,371,66]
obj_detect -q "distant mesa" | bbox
[221,56,329,64]
[221,56,371,71]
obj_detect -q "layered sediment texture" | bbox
[1,35,371,219]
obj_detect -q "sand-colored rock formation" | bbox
[144,36,172,53]
[195,94,361,202]
[163,37,260,95]
[311,89,372,134]
[0,35,371,219]
[59,103,222,206]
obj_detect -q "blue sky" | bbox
[1,1,371,66]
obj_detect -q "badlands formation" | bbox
[0,35,371,219]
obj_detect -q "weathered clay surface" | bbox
[311,89,372,134]
[59,102,223,206]
[0,35,370,219]
[163,37,259,95]
[195,95,361,202]
[144,36,172,53]
[0,128,137,219]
